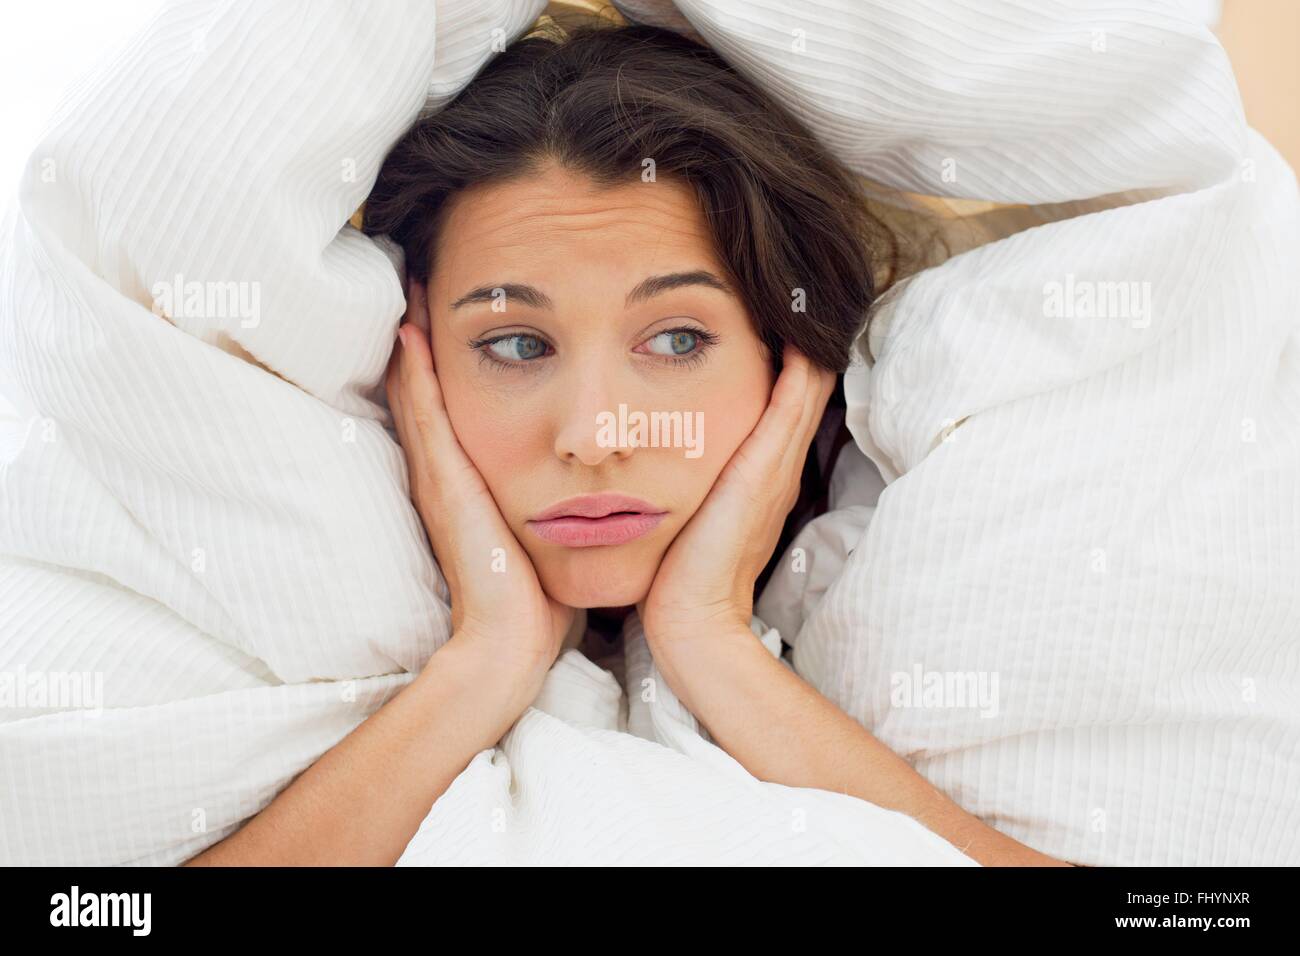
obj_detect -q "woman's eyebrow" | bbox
[625,270,732,306]
[451,283,553,311]
[448,270,731,312]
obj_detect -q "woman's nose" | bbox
[552,371,635,467]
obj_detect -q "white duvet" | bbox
[1,0,1295,866]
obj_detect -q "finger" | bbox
[396,323,486,493]
[774,364,829,510]
[767,353,832,514]
[397,323,445,423]
[732,346,835,505]
[791,361,836,457]
[711,349,807,495]
[757,344,812,443]
[389,327,439,494]
[786,346,835,436]
[386,339,406,433]
[785,344,831,423]
[750,344,820,469]
[391,329,484,575]
[408,278,431,336]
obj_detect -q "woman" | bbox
[187,20,1068,866]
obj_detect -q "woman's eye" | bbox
[638,326,720,368]
[644,329,700,356]
[471,326,717,372]
[485,334,548,362]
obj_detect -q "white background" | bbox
[0,0,164,195]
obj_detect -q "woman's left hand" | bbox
[637,343,836,647]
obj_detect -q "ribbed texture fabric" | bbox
[0,0,975,866]
[399,609,967,865]
[676,0,1245,202]
[704,0,1300,864]
[3,0,1294,867]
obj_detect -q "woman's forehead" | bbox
[437,166,711,254]
[430,171,728,304]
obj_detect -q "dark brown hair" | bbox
[362,18,897,375]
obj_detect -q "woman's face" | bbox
[424,161,775,609]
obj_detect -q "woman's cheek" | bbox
[696,379,768,487]
[442,388,536,521]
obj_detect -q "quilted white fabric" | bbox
[2,0,1295,866]
[0,0,971,866]
[728,0,1300,864]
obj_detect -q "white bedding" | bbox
[729,0,1300,864]
[0,0,969,867]
[1,0,1296,866]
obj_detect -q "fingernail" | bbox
[397,325,409,347]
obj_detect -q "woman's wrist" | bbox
[417,631,552,749]
[641,603,754,653]
[643,620,765,718]
[645,620,1074,867]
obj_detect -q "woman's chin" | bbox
[533,551,655,610]
[546,580,649,611]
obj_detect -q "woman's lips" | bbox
[527,511,666,547]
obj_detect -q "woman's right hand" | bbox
[386,275,575,682]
